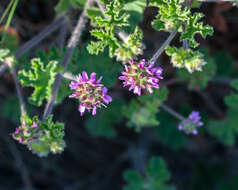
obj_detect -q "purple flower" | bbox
[119,59,163,96]
[178,111,203,135]
[69,71,112,116]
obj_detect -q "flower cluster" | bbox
[119,59,163,96]
[178,111,203,135]
[69,72,112,116]
[12,115,65,157]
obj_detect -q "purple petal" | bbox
[19,137,23,143]
[193,129,198,135]
[69,81,78,90]
[90,72,96,82]
[103,95,112,104]
[96,76,102,84]
[79,104,86,116]
[148,61,155,69]
[134,86,141,96]
[82,71,88,81]
[92,107,97,115]
[129,60,134,65]
[148,86,153,93]
[178,124,183,130]
[119,76,126,80]
[102,87,108,96]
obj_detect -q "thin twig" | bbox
[5,57,26,117]
[0,15,67,77]
[149,30,177,63]
[14,15,66,58]
[42,0,93,120]
[160,103,186,121]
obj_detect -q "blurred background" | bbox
[0,0,238,189]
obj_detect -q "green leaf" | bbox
[123,157,176,190]
[151,0,189,32]
[18,58,58,106]
[123,88,168,132]
[208,109,238,146]
[55,0,86,13]
[176,48,217,90]
[180,13,213,48]
[85,99,125,138]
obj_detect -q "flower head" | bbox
[69,71,112,116]
[119,59,163,96]
[178,111,203,135]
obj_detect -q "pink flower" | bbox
[69,72,112,116]
[119,59,163,95]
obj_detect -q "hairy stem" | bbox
[14,15,66,58]
[42,0,93,120]
[5,57,26,118]
[160,103,186,121]
[0,15,66,77]
[149,30,177,63]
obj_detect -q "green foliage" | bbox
[208,79,238,146]
[0,48,10,62]
[123,88,168,132]
[123,157,175,190]
[18,58,60,106]
[85,99,125,138]
[151,0,213,49]
[35,46,73,103]
[87,0,143,62]
[180,13,213,48]
[13,114,65,157]
[166,46,206,73]
[151,0,189,32]
[177,48,217,90]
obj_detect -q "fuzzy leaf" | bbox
[123,88,168,132]
[151,0,189,32]
[123,157,175,190]
[18,58,59,106]
[180,13,213,48]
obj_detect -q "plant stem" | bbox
[160,103,185,121]
[42,0,93,120]
[0,15,66,77]
[5,57,26,117]
[14,15,66,58]
[149,30,177,63]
